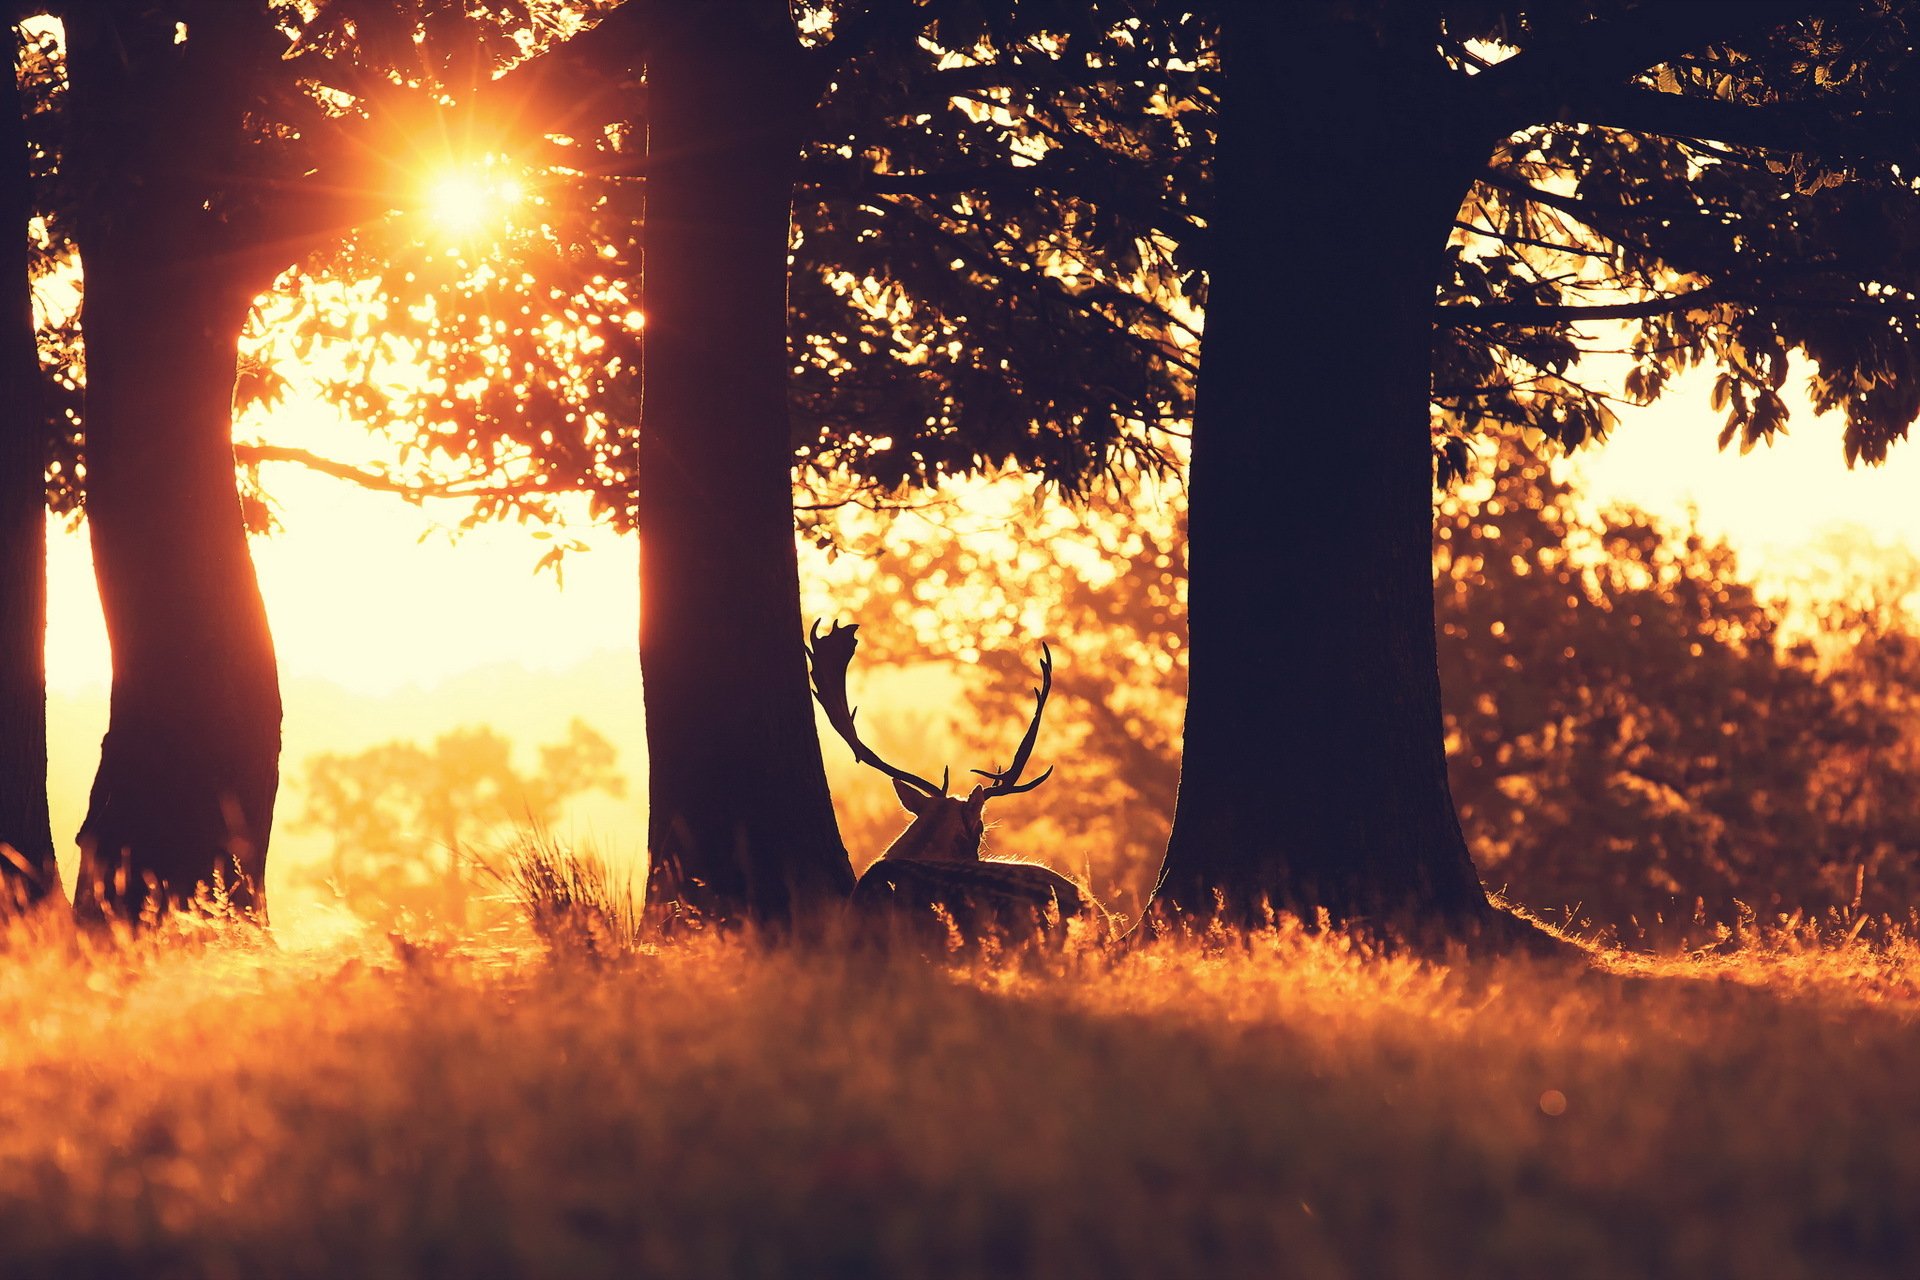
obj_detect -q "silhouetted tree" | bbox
[1149,2,1920,932]
[0,20,52,904]
[253,0,1202,926]
[59,6,295,920]
[31,1,634,922]
[619,3,844,923]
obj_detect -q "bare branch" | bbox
[235,442,578,502]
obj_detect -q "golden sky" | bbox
[1572,365,1920,575]
[41,357,1920,699]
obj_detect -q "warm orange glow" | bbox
[422,161,524,236]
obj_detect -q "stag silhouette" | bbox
[808,621,1101,947]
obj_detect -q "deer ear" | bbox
[965,785,990,813]
[894,778,938,815]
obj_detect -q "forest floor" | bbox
[0,905,1915,1280]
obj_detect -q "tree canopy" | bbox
[18,1,1920,931]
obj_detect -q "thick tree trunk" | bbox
[71,255,281,921]
[66,11,282,921]
[638,5,855,925]
[1150,4,1490,928]
[0,36,56,905]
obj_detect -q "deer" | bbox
[807,620,1102,948]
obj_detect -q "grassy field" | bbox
[0,906,1915,1280]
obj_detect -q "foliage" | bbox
[241,0,1208,544]
[1438,446,1920,942]
[14,1,634,525]
[295,719,624,928]
[788,1,1208,496]
[252,4,1920,524]
[814,448,1920,940]
[14,18,81,512]
[803,476,1184,916]
[240,0,643,543]
[2,920,1918,1277]
[1436,6,1920,478]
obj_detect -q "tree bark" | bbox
[70,255,282,921]
[1150,3,1492,928]
[66,9,282,921]
[0,29,56,905]
[638,4,855,925]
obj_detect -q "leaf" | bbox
[1709,372,1733,413]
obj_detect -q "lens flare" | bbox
[423,163,523,235]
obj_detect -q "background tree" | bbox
[802,480,1184,918]
[817,438,1920,943]
[1438,445,1920,942]
[297,720,623,928]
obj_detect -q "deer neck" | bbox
[880,800,984,863]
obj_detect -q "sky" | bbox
[42,354,1920,704]
[1572,365,1920,562]
[45,406,639,698]
[39,397,649,905]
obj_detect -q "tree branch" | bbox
[1440,286,1920,328]
[1476,167,1690,272]
[798,151,1204,241]
[1567,83,1908,159]
[235,442,578,502]
[1440,287,1727,326]
[1453,219,1619,262]
[1475,2,1822,137]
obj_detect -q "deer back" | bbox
[851,856,1096,950]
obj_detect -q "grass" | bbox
[475,831,643,963]
[0,901,1915,1279]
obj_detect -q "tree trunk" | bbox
[638,5,855,926]
[1150,4,1491,928]
[70,255,281,921]
[0,32,56,906]
[66,10,282,922]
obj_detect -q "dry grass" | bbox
[0,905,1914,1279]
[475,832,642,963]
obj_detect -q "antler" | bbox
[808,620,949,798]
[971,642,1054,798]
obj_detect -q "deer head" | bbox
[808,620,1053,863]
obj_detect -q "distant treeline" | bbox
[823,448,1920,944]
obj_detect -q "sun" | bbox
[422,161,525,235]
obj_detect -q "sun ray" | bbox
[422,158,525,236]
